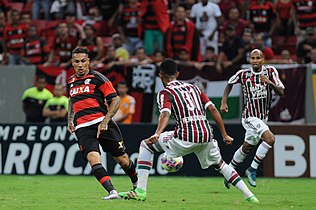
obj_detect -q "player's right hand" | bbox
[97,121,108,138]
[220,103,228,113]
[223,134,234,145]
[147,133,160,145]
[67,122,75,133]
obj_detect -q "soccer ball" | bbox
[161,153,184,172]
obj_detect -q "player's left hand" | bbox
[147,133,160,145]
[97,121,108,138]
[260,75,272,85]
[223,134,234,145]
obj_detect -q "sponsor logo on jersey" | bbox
[69,85,91,97]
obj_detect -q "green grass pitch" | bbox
[1,175,315,210]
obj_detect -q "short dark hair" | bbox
[136,46,145,52]
[84,24,96,33]
[206,46,215,52]
[160,58,178,75]
[117,81,128,86]
[72,46,90,57]
[37,74,46,81]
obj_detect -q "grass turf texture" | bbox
[1,176,315,210]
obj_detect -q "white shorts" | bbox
[242,117,269,145]
[154,131,222,169]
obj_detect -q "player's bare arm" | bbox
[97,96,120,138]
[220,84,233,113]
[67,98,75,133]
[147,111,171,145]
[260,75,284,96]
[207,104,234,145]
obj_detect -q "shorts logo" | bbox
[256,124,261,128]
[118,141,124,149]
[79,145,83,151]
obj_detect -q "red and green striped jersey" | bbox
[228,65,284,122]
[157,80,214,143]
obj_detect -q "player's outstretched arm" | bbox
[148,111,171,145]
[208,104,233,145]
[220,84,233,113]
[67,98,75,133]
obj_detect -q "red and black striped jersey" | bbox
[157,80,214,143]
[228,65,285,122]
[53,35,78,63]
[3,23,29,53]
[67,70,117,129]
[118,3,141,37]
[170,22,187,58]
[292,0,316,29]
[247,1,277,33]
[143,0,159,30]
[24,37,48,64]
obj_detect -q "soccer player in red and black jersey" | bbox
[67,46,138,200]
[119,58,259,204]
[221,49,285,188]
[3,9,29,65]
[22,25,49,65]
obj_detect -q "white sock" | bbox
[230,146,247,169]
[220,162,253,198]
[251,141,272,169]
[137,141,154,192]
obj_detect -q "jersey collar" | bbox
[251,66,265,75]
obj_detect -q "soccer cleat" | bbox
[101,190,121,200]
[118,188,147,201]
[246,195,260,203]
[245,167,257,187]
[224,179,231,189]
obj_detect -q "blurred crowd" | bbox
[1,0,316,73]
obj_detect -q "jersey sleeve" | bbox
[269,66,285,89]
[44,99,51,108]
[190,5,196,18]
[157,90,172,114]
[95,72,117,100]
[228,70,243,84]
[21,88,31,101]
[214,4,222,17]
[201,92,214,110]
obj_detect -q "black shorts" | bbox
[75,120,126,159]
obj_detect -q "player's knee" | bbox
[140,139,155,153]
[86,151,101,165]
[140,140,150,150]
[242,145,252,154]
[265,134,275,146]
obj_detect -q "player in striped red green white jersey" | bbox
[221,49,285,188]
[119,58,259,204]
